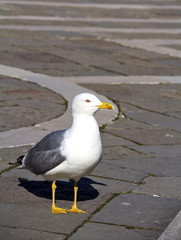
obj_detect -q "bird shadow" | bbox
[18,177,106,202]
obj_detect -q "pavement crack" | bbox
[65,193,118,239]
[121,100,180,120]
[0,165,17,175]
[124,145,152,156]
[102,129,143,146]
[90,174,141,185]
[90,65,127,76]
[0,224,67,236]
[88,221,162,231]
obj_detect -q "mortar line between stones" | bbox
[90,173,141,185]
[88,220,162,231]
[90,65,127,76]
[0,224,67,236]
[64,193,120,239]
[96,160,159,179]
[121,100,181,120]
[22,46,83,66]
[65,189,164,239]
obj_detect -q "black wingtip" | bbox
[9,155,25,166]
[17,155,25,165]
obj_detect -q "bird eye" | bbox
[85,99,91,103]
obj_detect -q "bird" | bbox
[17,92,113,214]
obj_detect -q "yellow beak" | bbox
[97,102,114,110]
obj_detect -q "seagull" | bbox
[17,93,113,214]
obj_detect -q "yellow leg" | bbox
[67,181,87,214]
[51,181,67,214]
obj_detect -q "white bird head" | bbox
[72,93,113,116]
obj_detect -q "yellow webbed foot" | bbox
[52,205,67,214]
[51,181,67,214]
[67,181,87,214]
[67,205,87,214]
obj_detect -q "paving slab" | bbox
[69,222,161,240]
[81,84,181,114]
[92,162,147,183]
[0,1,181,240]
[106,157,181,177]
[102,146,150,160]
[101,132,134,147]
[0,175,114,236]
[134,177,181,200]
[0,76,66,132]
[91,194,181,230]
[1,31,181,76]
[103,115,181,145]
[0,202,87,235]
[0,174,111,211]
[131,145,181,158]
[0,145,31,173]
[104,127,181,146]
[126,110,181,132]
[88,176,138,194]
[1,169,138,195]
[0,172,137,239]
[121,102,181,121]
[0,226,65,240]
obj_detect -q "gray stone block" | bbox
[102,145,149,160]
[0,226,65,240]
[101,132,135,147]
[126,110,181,132]
[92,162,147,183]
[0,202,87,235]
[104,127,181,146]
[91,194,181,230]
[132,145,181,158]
[69,222,161,240]
[0,76,66,131]
[0,175,112,214]
[86,176,138,194]
[2,168,45,181]
[0,146,31,173]
[105,157,181,177]
[134,176,181,200]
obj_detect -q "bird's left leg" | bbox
[51,181,67,214]
[67,181,87,214]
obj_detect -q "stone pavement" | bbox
[0,0,181,239]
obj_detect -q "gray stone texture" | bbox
[158,211,181,240]
[0,0,181,239]
[134,177,181,199]
[0,145,31,173]
[0,226,65,240]
[69,222,161,240]
[91,194,181,230]
[0,76,66,132]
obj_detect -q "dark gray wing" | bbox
[24,130,66,175]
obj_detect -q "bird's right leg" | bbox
[51,181,67,214]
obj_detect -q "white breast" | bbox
[62,115,102,169]
[44,115,102,181]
